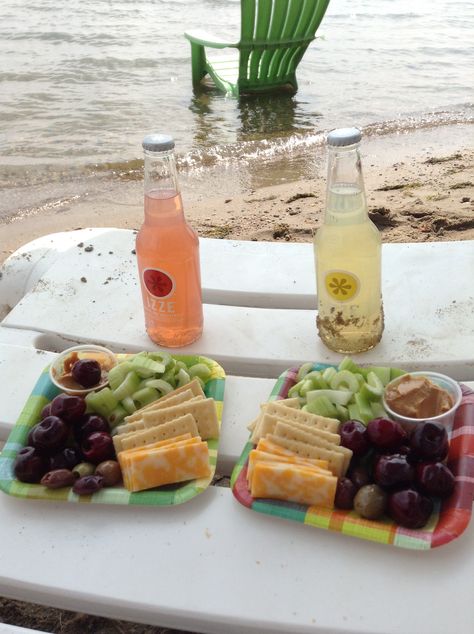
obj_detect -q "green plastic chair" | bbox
[184,0,330,96]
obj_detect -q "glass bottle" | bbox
[136,134,203,347]
[314,128,384,353]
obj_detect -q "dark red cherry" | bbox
[416,462,455,498]
[339,420,370,456]
[388,489,433,529]
[367,418,407,452]
[410,421,449,461]
[374,453,415,489]
[13,446,49,483]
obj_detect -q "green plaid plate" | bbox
[0,353,226,506]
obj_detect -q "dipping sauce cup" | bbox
[383,371,462,433]
[49,344,117,395]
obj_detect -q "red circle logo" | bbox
[143,268,174,298]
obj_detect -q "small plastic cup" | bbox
[49,344,117,395]
[382,371,462,433]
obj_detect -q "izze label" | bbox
[143,268,175,299]
[324,270,360,302]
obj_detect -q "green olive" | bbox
[72,462,95,478]
[354,484,387,520]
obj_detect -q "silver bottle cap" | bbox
[327,127,362,147]
[142,134,175,152]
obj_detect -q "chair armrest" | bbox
[184,29,238,49]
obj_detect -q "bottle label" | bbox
[143,268,175,299]
[324,270,360,302]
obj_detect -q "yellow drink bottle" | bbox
[314,128,384,353]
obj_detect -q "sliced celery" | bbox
[122,396,137,414]
[109,404,127,428]
[306,389,353,406]
[390,367,407,380]
[330,370,359,392]
[299,379,316,396]
[129,355,166,377]
[188,363,211,381]
[85,387,118,418]
[348,402,363,423]
[113,371,141,401]
[322,367,337,383]
[132,387,159,406]
[354,392,373,424]
[107,363,132,391]
[305,396,337,418]
[359,382,383,402]
[288,384,302,398]
[338,357,360,374]
[296,362,313,382]
[143,378,174,395]
[177,368,191,387]
[335,404,350,422]
[371,401,387,418]
[368,366,392,386]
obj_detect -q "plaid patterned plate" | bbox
[231,363,474,550]
[0,354,226,506]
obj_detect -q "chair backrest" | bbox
[238,0,330,91]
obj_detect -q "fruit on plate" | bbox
[348,464,371,490]
[353,484,387,520]
[366,418,407,452]
[374,453,415,489]
[72,474,104,496]
[40,469,77,489]
[335,477,357,509]
[13,446,50,483]
[388,489,434,529]
[49,447,82,471]
[28,416,70,454]
[95,460,122,487]
[74,413,109,443]
[50,393,86,423]
[416,462,455,498]
[81,431,114,464]
[410,421,449,461]
[71,358,102,388]
[339,420,370,456]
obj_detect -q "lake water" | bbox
[0,0,473,193]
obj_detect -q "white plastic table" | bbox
[0,230,473,634]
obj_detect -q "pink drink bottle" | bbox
[136,134,203,347]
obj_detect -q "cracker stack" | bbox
[113,379,219,492]
[246,398,349,509]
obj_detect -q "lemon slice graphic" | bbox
[325,270,359,301]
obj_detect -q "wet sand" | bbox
[1,125,473,265]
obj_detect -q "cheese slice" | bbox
[118,435,196,489]
[120,439,210,492]
[247,449,332,484]
[250,461,337,509]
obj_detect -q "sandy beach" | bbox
[1,126,473,266]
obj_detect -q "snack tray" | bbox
[0,354,225,507]
[231,363,474,550]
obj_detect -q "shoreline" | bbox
[1,124,473,265]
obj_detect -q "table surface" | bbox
[0,230,473,634]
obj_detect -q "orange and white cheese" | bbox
[250,461,337,509]
[119,436,210,492]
